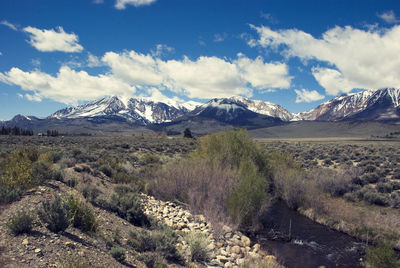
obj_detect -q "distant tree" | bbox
[183,128,193,138]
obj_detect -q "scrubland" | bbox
[0,132,399,267]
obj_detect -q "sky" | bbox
[1,0,400,120]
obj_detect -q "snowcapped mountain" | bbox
[228,96,294,121]
[298,88,400,121]
[190,96,293,121]
[49,95,293,125]
[183,97,284,126]
[50,96,197,125]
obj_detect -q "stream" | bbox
[254,200,365,268]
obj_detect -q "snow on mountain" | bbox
[192,96,293,121]
[50,96,192,125]
[298,88,400,121]
[228,96,294,121]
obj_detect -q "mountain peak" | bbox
[299,88,400,121]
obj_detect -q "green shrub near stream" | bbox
[150,129,272,230]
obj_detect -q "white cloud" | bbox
[115,0,156,9]
[93,0,104,3]
[0,52,2,56]
[102,50,163,85]
[251,24,400,95]
[0,66,135,104]
[0,49,291,103]
[87,53,102,67]
[235,53,291,89]
[378,10,400,24]
[151,44,174,57]
[0,20,18,31]
[23,26,83,53]
[295,89,324,103]
[17,93,23,99]
[25,93,42,102]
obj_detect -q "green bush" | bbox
[110,247,125,263]
[98,192,149,227]
[7,210,34,235]
[136,252,165,268]
[227,159,267,227]
[128,227,182,263]
[366,243,400,268]
[81,185,100,202]
[363,190,390,206]
[0,184,22,204]
[66,195,97,233]
[38,195,70,233]
[185,232,210,262]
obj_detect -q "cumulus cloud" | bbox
[115,0,157,9]
[0,20,18,31]
[103,50,163,85]
[0,49,291,103]
[378,10,400,24]
[23,26,83,53]
[295,88,324,103]
[0,66,135,104]
[251,24,400,95]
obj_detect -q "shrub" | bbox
[363,190,390,206]
[366,243,400,268]
[137,252,166,268]
[99,164,113,177]
[66,195,97,233]
[38,195,70,233]
[141,154,160,165]
[110,247,125,263]
[7,210,34,235]
[313,168,356,196]
[0,184,22,204]
[227,159,268,227]
[150,129,272,230]
[66,178,77,188]
[81,185,100,202]
[376,182,393,193]
[185,232,210,262]
[128,227,182,263]
[99,192,149,227]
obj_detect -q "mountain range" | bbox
[2,88,400,135]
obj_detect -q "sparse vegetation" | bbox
[110,246,126,263]
[7,210,34,235]
[38,195,70,233]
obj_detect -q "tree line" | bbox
[1,126,33,136]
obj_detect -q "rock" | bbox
[224,262,233,267]
[216,242,224,248]
[22,238,29,245]
[216,255,229,263]
[64,242,75,249]
[231,245,241,254]
[241,235,251,247]
[253,243,260,253]
[222,225,232,234]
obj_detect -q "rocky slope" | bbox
[0,164,280,268]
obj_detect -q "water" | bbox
[254,200,365,268]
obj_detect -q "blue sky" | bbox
[0,0,400,120]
